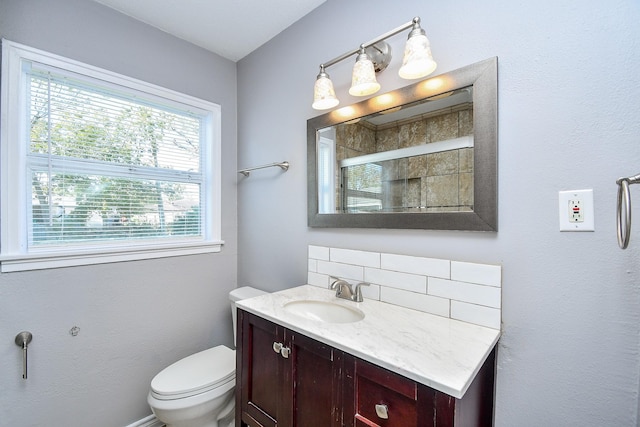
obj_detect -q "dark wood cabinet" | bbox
[236,310,343,427]
[236,311,281,427]
[237,309,495,427]
[288,330,344,427]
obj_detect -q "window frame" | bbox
[0,40,223,272]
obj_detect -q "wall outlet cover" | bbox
[559,189,594,231]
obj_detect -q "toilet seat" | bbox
[150,345,235,400]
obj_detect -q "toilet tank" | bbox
[229,286,267,347]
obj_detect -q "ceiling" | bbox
[91,0,326,62]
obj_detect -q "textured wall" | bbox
[0,1,238,426]
[238,0,640,425]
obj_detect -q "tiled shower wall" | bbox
[335,104,474,212]
[307,245,501,330]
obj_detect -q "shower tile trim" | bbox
[308,245,502,330]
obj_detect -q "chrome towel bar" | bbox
[238,161,289,177]
[616,173,640,249]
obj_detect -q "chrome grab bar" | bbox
[616,173,640,249]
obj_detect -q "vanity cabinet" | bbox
[236,310,495,427]
[236,310,344,427]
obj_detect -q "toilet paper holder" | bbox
[15,331,32,379]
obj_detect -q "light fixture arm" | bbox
[319,17,421,70]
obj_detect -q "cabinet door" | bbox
[237,311,345,427]
[237,311,285,427]
[287,331,343,427]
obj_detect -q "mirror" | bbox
[307,57,497,231]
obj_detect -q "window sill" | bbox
[0,240,224,273]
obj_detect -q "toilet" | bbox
[147,286,267,427]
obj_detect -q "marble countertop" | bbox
[236,285,500,399]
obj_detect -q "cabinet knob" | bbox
[375,404,389,419]
[280,346,291,359]
[273,342,283,353]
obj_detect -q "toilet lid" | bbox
[151,345,235,398]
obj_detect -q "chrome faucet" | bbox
[329,278,369,303]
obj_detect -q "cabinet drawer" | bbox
[354,359,419,427]
[356,375,417,426]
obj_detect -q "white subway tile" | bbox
[308,282,326,289]
[451,261,501,287]
[364,268,427,293]
[307,247,502,330]
[381,253,450,279]
[428,278,501,308]
[381,287,450,317]
[330,248,380,268]
[308,271,329,288]
[451,301,501,329]
[317,260,364,281]
[360,283,381,301]
[308,245,330,261]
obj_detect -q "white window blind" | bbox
[1,40,222,271]
[342,162,383,212]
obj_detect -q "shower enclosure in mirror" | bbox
[307,57,497,231]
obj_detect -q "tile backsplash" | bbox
[308,245,501,330]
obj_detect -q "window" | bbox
[342,162,383,212]
[317,132,336,214]
[0,40,222,272]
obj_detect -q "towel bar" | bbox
[238,161,289,177]
[616,173,640,249]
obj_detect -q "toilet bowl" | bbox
[147,286,267,427]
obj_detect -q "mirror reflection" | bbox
[317,87,473,214]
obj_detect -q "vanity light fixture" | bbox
[348,45,381,96]
[312,65,339,110]
[312,16,437,110]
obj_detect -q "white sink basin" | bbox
[283,300,365,323]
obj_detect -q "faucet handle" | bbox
[354,282,370,302]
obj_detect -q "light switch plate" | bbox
[559,189,594,231]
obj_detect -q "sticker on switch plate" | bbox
[559,189,594,231]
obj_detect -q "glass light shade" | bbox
[349,55,380,97]
[312,73,339,110]
[399,33,437,79]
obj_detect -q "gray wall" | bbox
[0,1,238,426]
[238,0,640,425]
